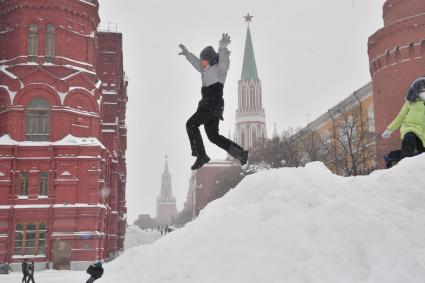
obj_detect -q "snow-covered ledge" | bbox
[0,134,105,149]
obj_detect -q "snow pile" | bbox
[124,225,161,250]
[105,156,425,282]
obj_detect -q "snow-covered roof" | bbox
[0,203,107,210]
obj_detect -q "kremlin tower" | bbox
[234,14,268,149]
[156,156,177,226]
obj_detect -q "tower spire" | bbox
[241,13,259,81]
[163,154,169,175]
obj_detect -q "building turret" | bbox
[368,0,425,168]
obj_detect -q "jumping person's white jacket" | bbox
[184,47,230,87]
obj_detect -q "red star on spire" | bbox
[244,13,254,24]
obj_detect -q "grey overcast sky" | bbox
[99,0,386,222]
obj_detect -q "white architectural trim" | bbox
[236,114,266,124]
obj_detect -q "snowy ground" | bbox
[2,155,425,283]
[2,270,88,283]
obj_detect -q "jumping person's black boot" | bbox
[229,145,249,166]
[191,154,211,170]
[239,150,249,166]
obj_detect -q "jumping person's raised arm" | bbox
[217,33,231,73]
[186,53,203,73]
[179,44,202,73]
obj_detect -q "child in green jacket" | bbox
[382,77,425,158]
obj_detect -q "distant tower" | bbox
[156,155,177,225]
[234,14,267,149]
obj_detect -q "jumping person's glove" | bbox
[179,44,189,56]
[382,129,393,139]
[219,33,231,49]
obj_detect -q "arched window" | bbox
[241,87,246,109]
[28,24,38,62]
[25,97,51,141]
[45,24,55,63]
[245,91,248,109]
[250,87,255,109]
[258,88,263,108]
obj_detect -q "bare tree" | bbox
[299,130,330,164]
[281,128,303,167]
[248,128,303,169]
[332,106,375,176]
[249,136,285,168]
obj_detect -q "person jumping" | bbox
[179,34,249,170]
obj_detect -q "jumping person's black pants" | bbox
[186,110,243,157]
[401,132,425,158]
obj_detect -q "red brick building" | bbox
[368,0,425,168]
[191,160,242,217]
[0,0,128,270]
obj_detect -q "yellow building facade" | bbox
[297,83,377,176]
